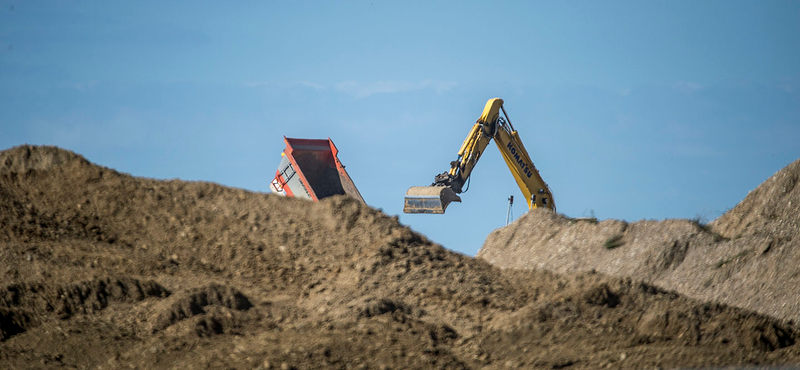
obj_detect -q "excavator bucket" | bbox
[403,186,461,214]
[270,137,365,203]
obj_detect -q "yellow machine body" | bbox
[403,98,555,214]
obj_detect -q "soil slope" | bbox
[479,158,800,325]
[2,145,800,369]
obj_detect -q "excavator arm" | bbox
[493,118,555,210]
[432,99,499,194]
[403,98,555,214]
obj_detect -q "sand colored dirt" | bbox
[479,158,800,324]
[1,145,800,369]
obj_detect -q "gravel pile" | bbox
[479,158,800,323]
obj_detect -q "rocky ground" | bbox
[1,145,799,369]
[479,159,800,325]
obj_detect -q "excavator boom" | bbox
[403,98,554,214]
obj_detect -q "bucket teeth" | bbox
[403,186,461,214]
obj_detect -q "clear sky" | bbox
[2,1,798,256]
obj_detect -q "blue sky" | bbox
[2,1,798,255]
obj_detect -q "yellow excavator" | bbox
[403,98,555,214]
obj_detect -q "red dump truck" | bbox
[269,137,365,203]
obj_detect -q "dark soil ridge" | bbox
[0,277,169,340]
[1,144,800,369]
[479,158,800,326]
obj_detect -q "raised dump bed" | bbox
[269,137,365,203]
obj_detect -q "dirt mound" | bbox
[150,283,253,333]
[712,158,800,240]
[0,277,168,339]
[479,158,800,325]
[0,145,90,173]
[2,145,800,369]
